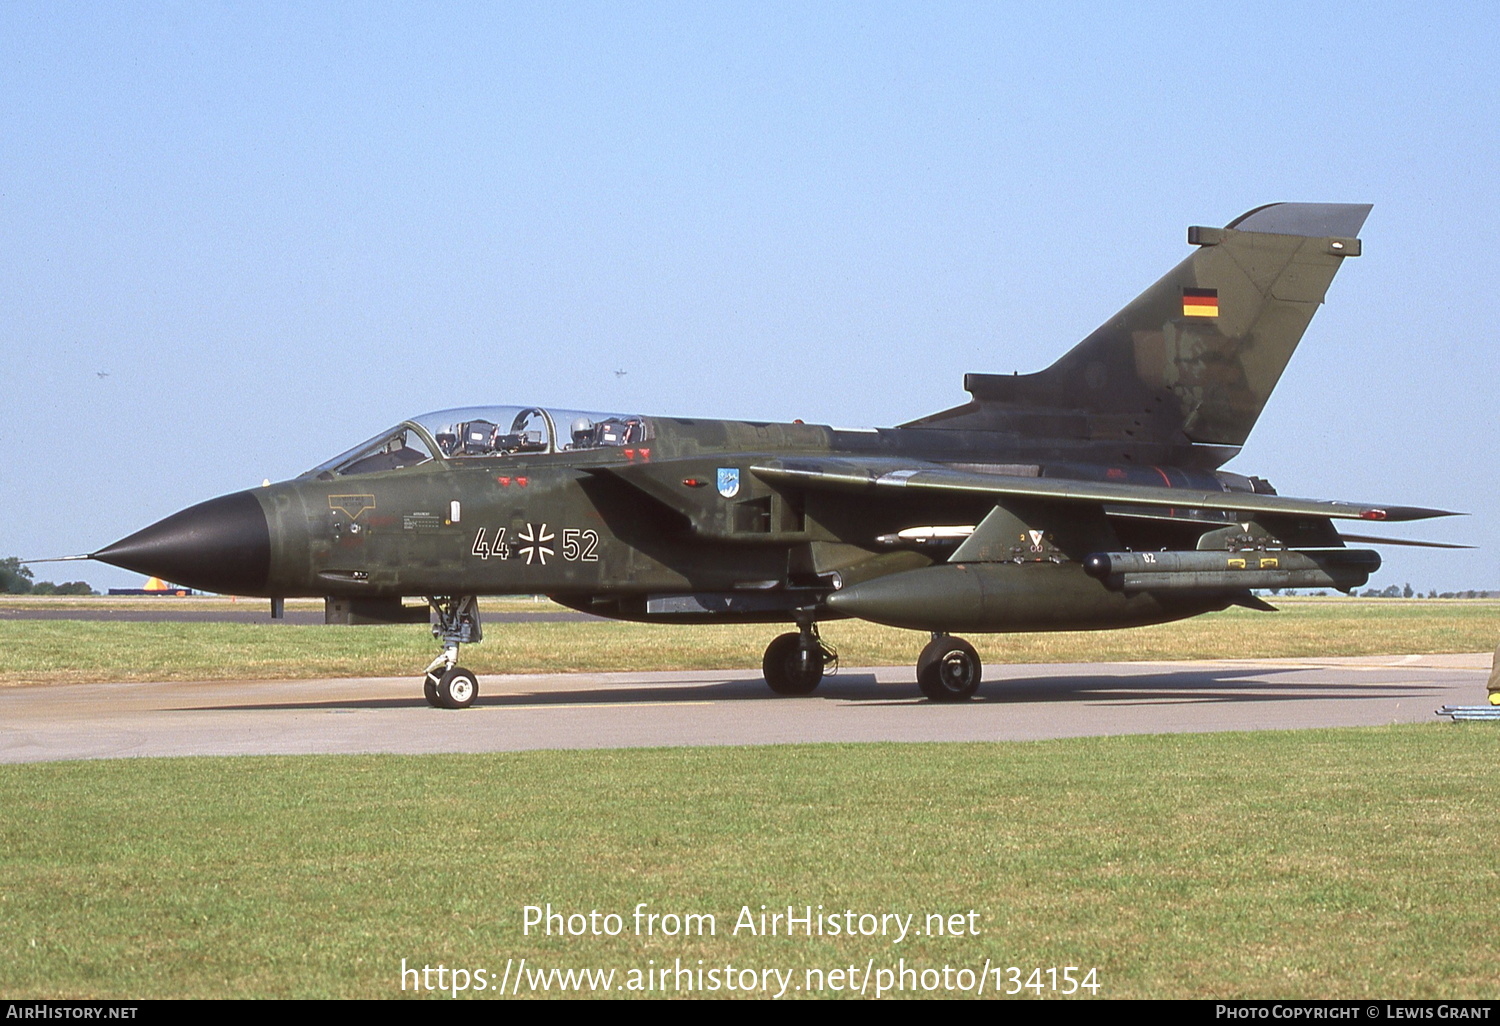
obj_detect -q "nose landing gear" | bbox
[422,596,482,709]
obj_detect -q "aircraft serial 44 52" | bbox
[85,202,1462,708]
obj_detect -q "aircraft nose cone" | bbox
[93,490,271,595]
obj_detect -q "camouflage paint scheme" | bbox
[93,203,1460,702]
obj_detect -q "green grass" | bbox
[2,599,1496,686]
[1,726,1496,999]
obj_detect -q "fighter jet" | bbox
[88,203,1460,708]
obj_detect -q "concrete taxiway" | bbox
[0,607,599,625]
[0,653,1490,764]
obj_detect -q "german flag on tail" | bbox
[1182,287,1219,317]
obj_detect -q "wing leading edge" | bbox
[750,457,1461,523]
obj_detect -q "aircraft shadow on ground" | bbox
[182,665,1448,714]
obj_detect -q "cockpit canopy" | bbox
[304,406,651,479]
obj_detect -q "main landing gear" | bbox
[423,596,482,709]
[759,623,983,701]
[762,621,837,695]
[917,633,982,701]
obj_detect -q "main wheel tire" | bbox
[762,632,824,695]
[916,636,982,701]
[423,673,442,708]
[434,666,479,709]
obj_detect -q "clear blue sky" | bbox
[3,2,1496,592]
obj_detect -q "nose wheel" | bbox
[917,634,982,701]
[422,596,483,709]
[425,665,479,709]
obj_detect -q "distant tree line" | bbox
[1,556,95,595]
[1265,583,1498,599]
[1354,582,1499,598]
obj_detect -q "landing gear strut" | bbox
[423,595,482,709]
[917,633,982,701]
[762,620,836,696]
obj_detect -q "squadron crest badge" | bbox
[717,468,740,498]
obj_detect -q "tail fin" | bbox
[908,202,1371,461]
